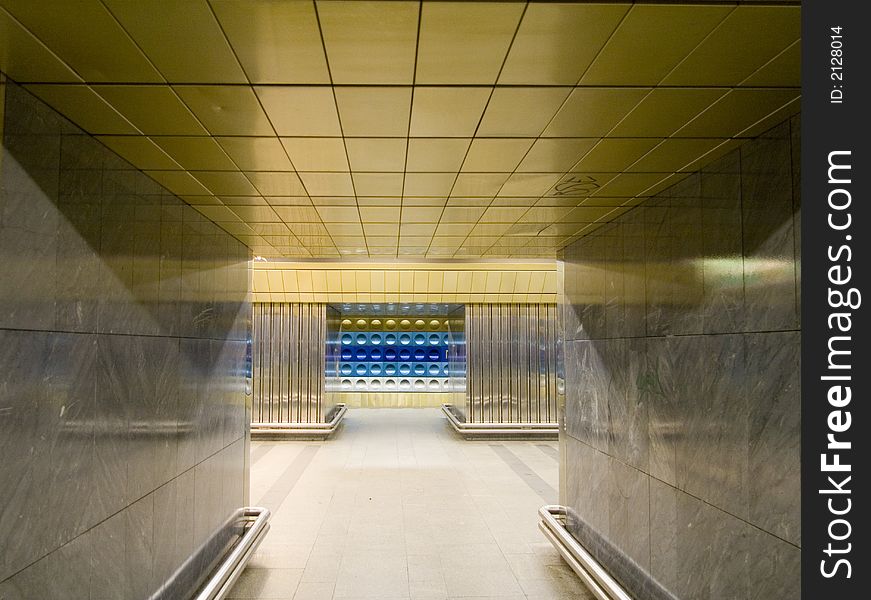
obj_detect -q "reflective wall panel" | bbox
[0,79,250,599]
[460,304,558,424]
[560,117,801,599]
[252,303,328,424]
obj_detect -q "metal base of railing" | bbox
[192,507,271,600]
[442,404,559,440]
[538,505,633,600]
[251,404,347,440]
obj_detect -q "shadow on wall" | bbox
[560,116,801,600]
[0,80,251,599]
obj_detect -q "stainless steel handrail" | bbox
[194,507,271,600]
[538,505,633,600]
[251,403,346,437]
[442,404,559,436]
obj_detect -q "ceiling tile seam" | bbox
[203,0,319,250]
[195,0,319,257]
[456,3,658,255]
[312,0,364,258]
[563,7,782,244]
[454,84,630,253]
[733,94,800,139]
[735,37,801,87]
[652,4,738,87]
[397,0,424,259]
[571,3,633,86]
[0,4,86,84]
[95,2,279,227]
[97,0,170,84]
[426,0,530,258]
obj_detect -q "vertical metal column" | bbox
[251,303,328,424]
[464,303,558,424]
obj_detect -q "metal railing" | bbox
[441,404,559,439]
[251,403,347,439]
[194,507,271,600]
[538,505,633,600]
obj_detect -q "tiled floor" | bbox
[228,408,593,600]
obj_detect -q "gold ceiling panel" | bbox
[194,171,259,196]
[663,5,800,86]
[219,137,294,172]
[255,86,341,136]
[573,139,661,173]
[461,139,534,173]
[499,3,629,85]
[210,0,329,84]
[628,139,728,174]
[353,173,404,197]
[95,86,207,135]
[610,88,728,138]
[543,88,650,137]
[103,0,246,83]
[346,138,407,172]
[174,86,274,136]
[96,136,180,170]
[1,1,801,260]
[145,170,211,196]
[0,0,161,82]
[25,85,137,134]
[517,139,598,174]
[416,2,522,84]
[334,87,412,137]
[676,88,800,138]
[317,0,418,84]
[153,136,236,171]
[580,4,732,86]
[409,87,491,137]
[0,8,80,82]
[477,87,571,137]
[406,138,471,173]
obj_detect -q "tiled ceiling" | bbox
[0,0,800,259]
[251,260,558,304]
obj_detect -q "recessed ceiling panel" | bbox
[95,86,208,135]
[25,85,137,134]
[1,0,161,82]
[317,0,418,84]
[416,1,522,84]
[174,86,274,136]
[345,138,407,172]
[255,86,342,136]
[5,0,801,259]
[0,9,80,82]
[499,3,629,84]
[219,137,295,171]
[334,87,412,137]
[211,0,329,83]
[477,87,571,137]
[581,5,732,85]
[410,87,490,137]
[282,138,350,172]
[663,5,801,86]
[104,0,246,83]
[543,88,649,137]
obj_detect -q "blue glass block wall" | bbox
[327,316,464,393]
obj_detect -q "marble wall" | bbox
[560,117,801,599]
[0,79,251,599]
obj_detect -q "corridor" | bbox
[230,410,585,600]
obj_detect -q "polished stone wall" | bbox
[0,79,251,598]
[560,117,801,599]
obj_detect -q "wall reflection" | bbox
[560,117,801,599]
[0,80,250,599]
